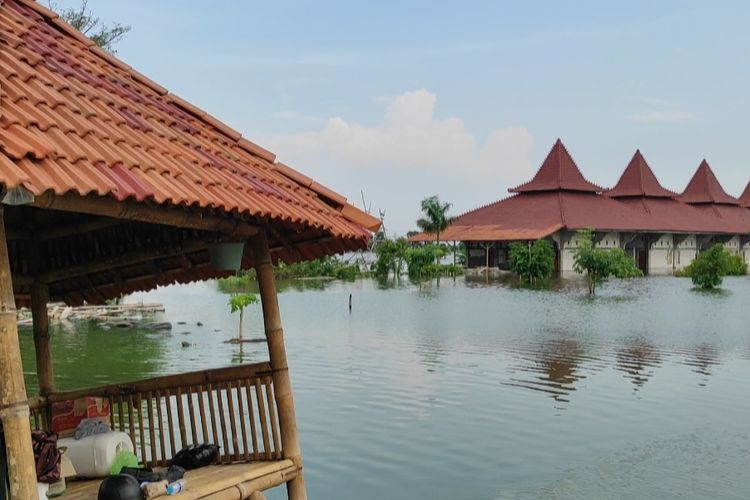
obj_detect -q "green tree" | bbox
[53,0,131,52]
[416,195,452,243]
[682,244,747,289]
[406,244,449,278]
[228,293,258,341]
[374,238,409,279]
[509,240,555,284]
[572,228,642,295]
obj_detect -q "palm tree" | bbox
[416,195,452,243]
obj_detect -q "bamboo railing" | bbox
[28,363,283,467]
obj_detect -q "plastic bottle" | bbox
[166,479,187,495]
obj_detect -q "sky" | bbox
[56,1,750,235]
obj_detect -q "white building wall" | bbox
[559,231,621,273]
[648,234,674,275]
[555,232,750,274]
[723,235,741,255]
[742,240,750,265]
[673,235,697,271]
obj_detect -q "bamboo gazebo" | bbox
[0,0,379,498]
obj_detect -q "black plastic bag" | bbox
[121,464,185,483]
[170,444,220,470]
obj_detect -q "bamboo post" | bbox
[250,230,307,500]
[0,205,38,498]
[31,282,54,396]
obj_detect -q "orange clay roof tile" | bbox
[0,0,378,242]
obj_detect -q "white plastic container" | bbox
[37,482,49,500]
[58,432,134,478]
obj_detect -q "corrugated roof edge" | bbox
[16,0,278,164]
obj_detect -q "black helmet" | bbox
[98,474,144,500]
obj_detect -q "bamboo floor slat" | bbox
[64,459,295,499]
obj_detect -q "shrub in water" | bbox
[572,228,642,295]
[508,240,555,284]
[682,244,746,289]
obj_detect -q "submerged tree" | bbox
[406,243,449,279]
[52,0,131,52]
[684,244,747,289]
[416,195,452,243]
[374,238,409,279]
[509,239,555,284]
[228,293,258,341]
[572,228,641,295]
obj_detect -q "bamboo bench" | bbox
[27,362,296,499]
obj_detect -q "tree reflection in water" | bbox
[503,335,591,406]
[681,343,721,386]
[615,337,662,390]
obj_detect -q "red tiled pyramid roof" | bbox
[453,191,644,232]
[509,139,602,193]
[607,150,676,198]
[410,141,750,242]
[677,160,739,205]
[739,180,750,208]
[0,0,379,246]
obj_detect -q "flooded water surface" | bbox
[19,276,750,499]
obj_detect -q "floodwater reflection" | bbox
[503,336,591,404]
[615,337,662,390]
[18,276,750,500]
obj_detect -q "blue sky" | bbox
[58,1,750,233]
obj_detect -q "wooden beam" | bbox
[45,362,272,403]
[9,273,33,286]
[31,192,260,238]
[49,262,216,303]
[38,238,209,284]
[268,225,303,261]
[250,230,308,500]
[8,218,128,242]
[0,205,38,498]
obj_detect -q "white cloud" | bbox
[262,89,533,179]
[628,110,692,122]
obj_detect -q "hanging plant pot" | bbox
[208,242,245,271]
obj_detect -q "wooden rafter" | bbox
[31,192,260,238]
[36,238,209,284]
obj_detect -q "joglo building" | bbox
[412,139,750,274]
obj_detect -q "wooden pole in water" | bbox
[31,283,54,397]
[0,206,38,498]
[250,229,307,500]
